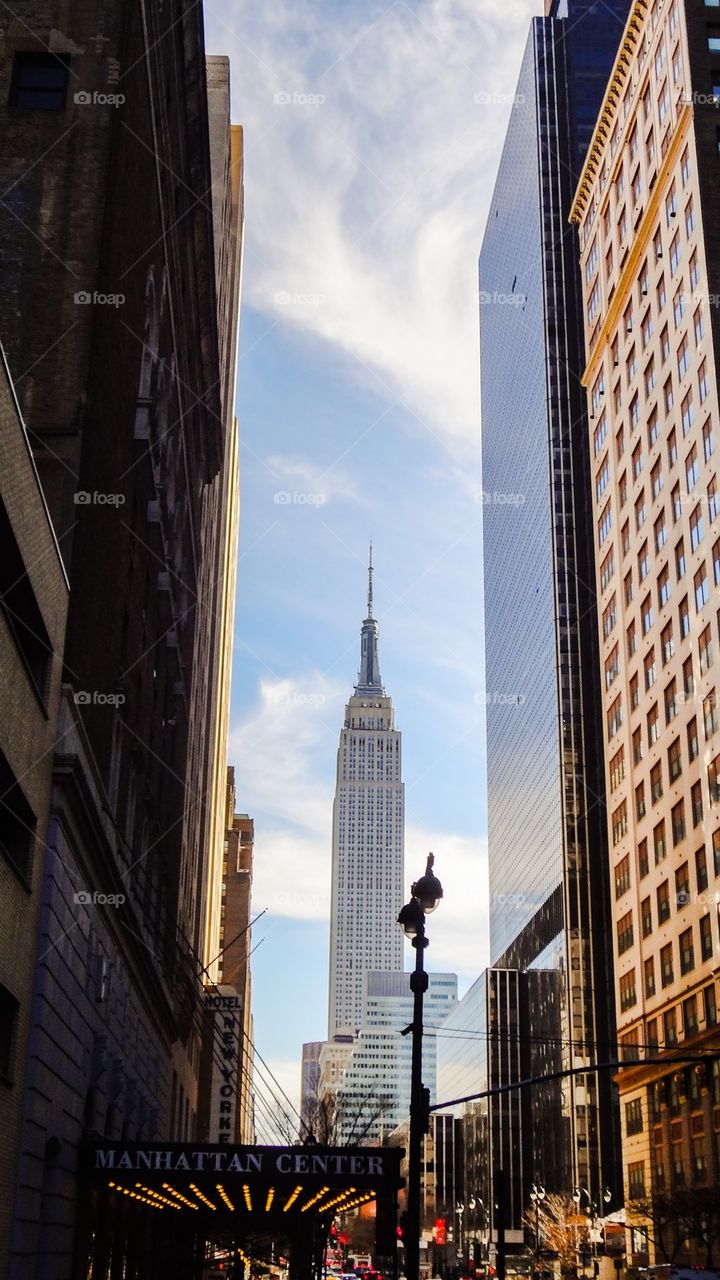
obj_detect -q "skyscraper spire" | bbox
[356,547,383,693]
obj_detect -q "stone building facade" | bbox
[0,346,69,1277]
[571,0,720,1262]
[0,4,242,1275]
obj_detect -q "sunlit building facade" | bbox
[571,0,720,1261]
[480,0,630,1213]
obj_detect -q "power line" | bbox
[431,1049,720,1112]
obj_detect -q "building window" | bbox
[617,910,634,954]
[688,716,699,762]
[660,942,674,987]
[642,595,653,635]
[648,702,660,745]
[682,391,695,437]
[620,969,637,1011]
[644,956,656,998]
[610,746,625,792]
[626,1098,644,1136]
[708,754,720,804]
[0,985,19,1078]
[704,690,718,741]
[641,896,653,938]
[700,914,713,962]
[9,52,70,110]
[683,994,699,1037]
[654,819,667,864]
[635,776,645,814]
[692,781,703,828]
[658,880,671,924]
[608,696,623,739]
[699,625,714,674]
[672,799,686,846]
[645,648,657,690]
[679,595,690,638]
[675,861,691,905]
[668,739,682,783]
[696,845,708,892]
[612,799,628,845]
[680,928,695,976]
[703,417,714,461]
[661,623,675,669]
[0,748,37,881]
[638,837,649,878]
[656,513,668,555]
[615,854,631,898]
[628,1162,646,1199]
[690,504,704,552]
[704,983,718,1028]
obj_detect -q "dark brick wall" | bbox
[0,349,68,1276]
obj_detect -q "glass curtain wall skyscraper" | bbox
[480,0,632,1211]
[328,553,404,1037]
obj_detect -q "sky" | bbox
[201,0,539,1116]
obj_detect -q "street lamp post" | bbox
[398,854,444,1280]
[529,1184,546,1268]
[456,1203,465,1266]
[573,1187,612,1279]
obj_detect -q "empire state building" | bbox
[328,553,404,1037]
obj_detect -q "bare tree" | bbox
[627,1191,720,1268]
[521,1193,590,1271]
[302,1079,391,1147]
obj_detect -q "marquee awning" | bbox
[82,1141,404,1222]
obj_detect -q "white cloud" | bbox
[265,453,369,506]
[403,824,489,983]
[205,0,537,446]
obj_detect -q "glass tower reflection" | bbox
[480,0,630,1208]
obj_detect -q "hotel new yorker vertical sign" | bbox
[205,987,242,1142]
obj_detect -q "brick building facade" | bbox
[0,2,242,1274]
[0,346,69,1277]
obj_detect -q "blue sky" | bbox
[202,0,538,1109]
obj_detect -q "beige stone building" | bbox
[571,0,720,1263]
